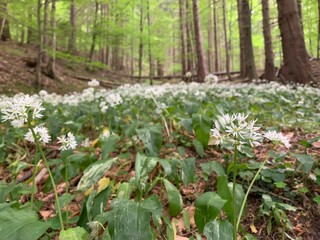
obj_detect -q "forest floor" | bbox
[1,41,320,239]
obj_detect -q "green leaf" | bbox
[106,199,153,240]
[59,227,88,240]
[117,182,132,199]
[133,154,158,189]
[291,153,314,173]
[313,196,320,205]
[216,175,245,223]
[77,158,117,192]
[194,192,227,232]
[136,124,163,157]
[163,179,183,216]
[200,161,226,180]
[91,186,112,218]
[182,209,191,231]
[0,208,49,240]
[203,219,233,240]
[193,139,205,157]
[100,135,120,158]
[192,114,211,149]
[181,157,197,185]
[141,195,163,227]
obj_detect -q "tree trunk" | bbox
[207,0,214,73]
[222,0,230,79]
[89,0,99,63]
[192,0,207,82]
[213,0,220,72]
[0,1,10,41]
[36,0,43,88]
[147,0,154,84]
[179,0,187,74]
[68,0,76,54]
[185,0,193,72]
[261,0,275,81]
[138,0,144,80]
[241,0,258,80]
[42,0,49,65]
[318,0,320,58]
[27,11,33,44]
[277,0,312,84]
[237,0,246,77]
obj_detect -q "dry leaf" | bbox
[176,236,189,240]
[312,140,320,148]
[250,223,258,234]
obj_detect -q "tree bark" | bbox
[42,0,49,65]
[27,11,33,44]
[237,0,246,77]
[277,0,312,84]
[241,0,258,80]
[207,0,214,73]
[0,1,10,41]
[179,0,187,74]
[213,0,220,72]
[138,0,144,80]
[192,0,207,82]
[261,0,275,81]
[222,0,230,79]
[147,0,154,84]
[68,0,77,54]
[36,0,43,88]
[318,0,320,58]
[185,0,193,72]
[89,0,99,63]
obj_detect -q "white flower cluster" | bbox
[264,130,291,148]
[210,113,262,151]
[155,102,168,115]
[88,79,100,87]
[210,113,291,150]
[25,126,51,144]
[57,132,77,150]
[204,74,219,84]
[1,94,44,128]
[185,71,192,78]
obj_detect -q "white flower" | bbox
[57,132,77,150]
[205,74,219,84]
[81,138,91,148]
[88,79,100,87]
[185,72,192,78]
[264,130,291,148]
[25,126,51,144]
[1,94,45,128]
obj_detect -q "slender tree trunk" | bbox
[42,0,49,65]
[241,0,258,80]
[277,0,312,84]
[138,0,144,80]
[318,0,320,58]
[213,0,220,72]
[222,0,230,78]
[36,0,43,88]
[207,0,214,73]
[237,0,246,77]
[192,0,207,82]
[185,0,193,73]
[261,0,275,81]
[179,0,187,74]
[68,0,76,54]
[27,11,33,44]
[0,1,10,41]
[147,0,153,84]
[89,0,99,63]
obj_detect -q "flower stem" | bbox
[233,147,238,240]
[29,126,64,230]
[65,161,69,228]
[235,159,266,235]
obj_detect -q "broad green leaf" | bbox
[77,158,117,192]
[180,118,193,132]
[163,179,183,216]
[100,135,120,158]
[141,195,163,227]
[106,199,153,240]
[0,208,49,240]
[136,124,163,157]
[193,139,205,157]
[192,114,211,148]
[133,154,158,189]
[291,153,314,173]
[203,219,233,240]
[59,227,88,240]
[117,182,132,199]
[217,175,245,223]
[181,157,197,185]
[194,192,227,232]
[200,161,226,180]
[91,186,112,218]
[182,209,191,231]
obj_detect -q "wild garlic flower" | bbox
[25,126,51,144]
[57,132,77,150]
[1,94,45,128]
[264,130,291,148]
[205,74,219,84]
[210,113,262,150]
[88,79,100,87]
[185,71,192,78]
